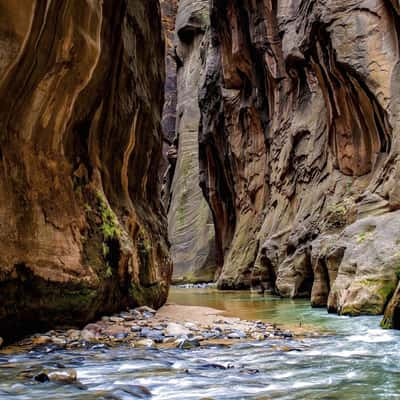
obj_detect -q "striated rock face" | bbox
[199,0,400,322]
[165,0,217,283]
[160,0,178,199]
[0,0,172,341]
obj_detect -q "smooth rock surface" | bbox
[0,0,172,342]
[166,0,217,284]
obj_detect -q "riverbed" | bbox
[1,288,400,399]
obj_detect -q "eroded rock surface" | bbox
[198,0,400,322]
[166,0,217,283]
[0,0,172,341]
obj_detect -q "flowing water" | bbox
[1,288,400,399]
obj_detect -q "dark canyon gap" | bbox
[162,0,218,283]
[0,0,172,341]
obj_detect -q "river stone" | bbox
[135,306,156,314]
[0,337,3,348]
[176,338,200,349]
[227,330,246,339]
[165,322,190,337]
[140,328,164,342]
[81,330,96,342]
[135,339,155,348]
[119,312,135,321]
[35,369,77,384]
[106,385,152,399]
[109,316,124,323]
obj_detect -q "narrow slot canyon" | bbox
[1,1,400,399]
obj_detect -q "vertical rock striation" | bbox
[160,0,178,201]
[0,0,172,341]
[167,0,217,283]
[199,0,400,324]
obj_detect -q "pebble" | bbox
[227,332,242,339]
[11,304,297,352]
[109,316,124,323]
[176,338,200,350]
[135,306,156,314]
[108,385,152,399]
[81,330,96,342]
[251,333,265,341]
[135,339,155,348]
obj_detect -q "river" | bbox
[1,288,400,399]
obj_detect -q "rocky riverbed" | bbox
[1,304,310,355]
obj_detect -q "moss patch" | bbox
[96,192,121,240]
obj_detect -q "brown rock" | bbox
[0,0,172,342]
[195,0,400,322]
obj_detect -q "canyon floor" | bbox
[0,288,399,400]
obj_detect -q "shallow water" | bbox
[1,288,400,399]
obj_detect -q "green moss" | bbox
[325,200,351,229]
[357,232,367,243]
[129,282,165,308]
[96,192,121,240]
[104,263,113,278]
[378,281,397,300]
[102,243,110,258]
[359,278,396,302]
[177,204,185,225]
[381,317,393,329]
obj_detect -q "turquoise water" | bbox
[0,288,400,399]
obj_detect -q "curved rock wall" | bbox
[0,0,172,341]
[165,0,217,283]
[199,0,400,324]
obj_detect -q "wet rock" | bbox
[0,337,3,348]
[119,312,135,321]
[134,339,155,348]
[112,333,128,340]
[165,322,190,337]
[109,317,124,324]
[140,328,164,343]
[66,330,81,341]
[81,330,96,342]
[105,385,152,399]
[31,336,52,346]
[227,331,246,339]
[35,369,77,384]
[176,338,200,350]
[135,306,156,315]
[251,333,266,341]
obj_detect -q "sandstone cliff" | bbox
[164,0,217,283]
[0,0,172,341]
[198,0,400,325]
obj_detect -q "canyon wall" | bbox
[0,0,172,341]
[164,0,217,283]
[199,0,400,325]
